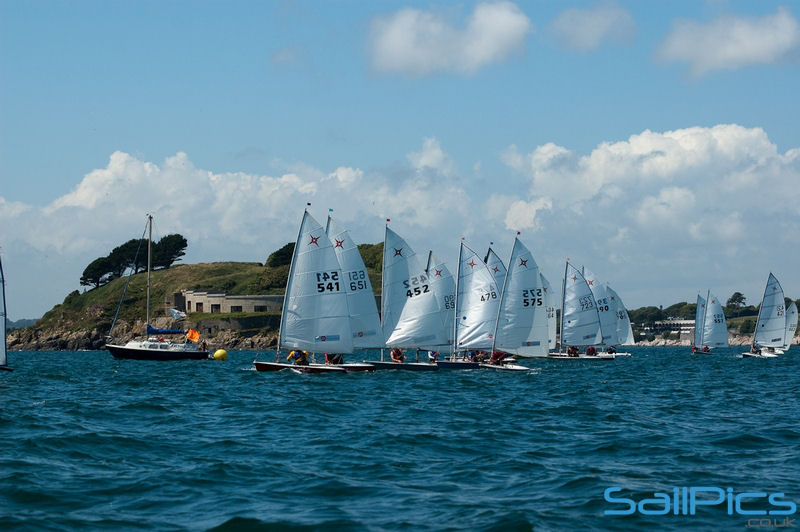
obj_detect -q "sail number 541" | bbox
[316,271,341,293]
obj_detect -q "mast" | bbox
[490,237,515,356]
[278,208,308,353]
[146,214,152,331]
[452,242,464,358]
[0,253,8,370]
[700,289,710,347]
[380,220,389,361]
[559,260,568,351]
[752,274,770,350]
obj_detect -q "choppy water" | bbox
[1,347,798,531]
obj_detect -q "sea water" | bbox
[0,347,798,531]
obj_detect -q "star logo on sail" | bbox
[434,269,442,277]
[334,239,344,249]
[571,275,578,282]
[309,235,320,246]
[519,258,528,268]
[468,260,477,268]
[492,266,500,273]
[394,248,403,256]
[587,279,594,286]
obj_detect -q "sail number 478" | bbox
[316,271,341,293]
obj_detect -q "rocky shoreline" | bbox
[10,323,793,351]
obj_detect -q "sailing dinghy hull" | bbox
[479,363,530,371]
[436,360,481,369]
[363,360,438,371]
[546,353,615,360]
[254,361,296,372]
[290,364,347,374]
[107,344,209,361]
[741,352,779,359]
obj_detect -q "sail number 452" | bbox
[316,271,341,293]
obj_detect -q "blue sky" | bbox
[1,0,799,319]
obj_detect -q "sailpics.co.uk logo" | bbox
[604,487,797,527]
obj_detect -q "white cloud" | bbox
[408,137,456,176]
[658,7,800,76]
[549,2,636,52]
[368,1,531,76]
[635,187,695,227]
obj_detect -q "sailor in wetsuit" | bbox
[287,350,309,365]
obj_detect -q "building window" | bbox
[211,304,221,313]
[254,305,268,312]
[230,306,242,313]
[196,302,203,313]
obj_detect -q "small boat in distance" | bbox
[742,273,786,358]
[105,215,209,361]
[784,302,797,351]
[550,262,614,360]
[1,252,12,372]
[691,291,729,354]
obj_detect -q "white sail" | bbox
[455,242,501,350]
[702,292,728,347]
[279,211,353,354]
[753,273,786,348]
[493,238,549,357]
[583,268,616,346]
[560,262,603,347]
[607,286,635,345]
[485,247,507,292]
[426,251,456,348]
[541,273,557,351]
[784,302,798,349]
[0,254,7,368]
[381,227,449,348]
[325,216,383,348]
[694,294,706,347]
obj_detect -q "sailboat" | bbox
[1,253,12,372]
[483,237,543,371]
[582,268,633,356]
[364,225,443,370]
[254,209,349,373]
[784,302,797,351]
[106,215,209,361]
[438,241,501,369]
[691,291,728,353]
[742,273,786,358]
[549,261,614,360]
[542,273,557,353]
[324,215,381,371]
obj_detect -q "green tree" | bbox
[739,319,756,335]
[152,234,187,269]
[727,292,746,308]
[79,257,112,289]
[107,239,147,278]
[358,242,384,272]
[266,243,295,267]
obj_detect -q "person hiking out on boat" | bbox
[390,348,405,363]
[605,346,616,354]
[750,345,761,355]
[427,351,439,363]
[567,345,579,357]
[287,350,309,365]
[325,353,344,364]
[585,346,597,356]
[489,351,507,365]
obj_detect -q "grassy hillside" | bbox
[34,246,385,335]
